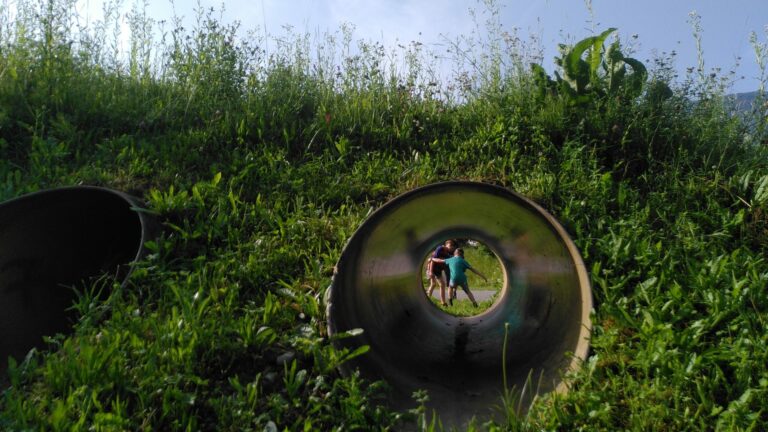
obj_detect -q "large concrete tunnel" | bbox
[0,187,155,379]
[327,182,592,427]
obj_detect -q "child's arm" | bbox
[469,267,488,282]
[430,257,446,263]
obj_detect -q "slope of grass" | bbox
[1,1,768,431]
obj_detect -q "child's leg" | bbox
[438,272,447,306]
[463,283,478,307]
[446,270,452,298]
[426,274,435,296]
[425,262,434,295]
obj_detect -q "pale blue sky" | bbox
[78,0,768,93]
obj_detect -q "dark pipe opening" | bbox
[327,182,592,428]
[0,187,152,378]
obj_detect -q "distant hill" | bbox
[730,90,761,113]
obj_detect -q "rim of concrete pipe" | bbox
[327,181,592,427]
[0,186,156,381]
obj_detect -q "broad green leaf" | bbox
[622,57,648,97]
[562,36,595,93]
[754,175,768,206]
[589,28,617,82]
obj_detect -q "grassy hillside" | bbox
[1,1,768,430]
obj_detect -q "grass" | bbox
[1,0,768,430]
[429,296,499,317]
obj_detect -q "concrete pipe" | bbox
[327,182,592,427]
[0,187,156,380]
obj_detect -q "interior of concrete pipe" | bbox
[0,187,153,379]
[327,181,592,427]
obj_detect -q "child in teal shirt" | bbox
[431,248,487,307]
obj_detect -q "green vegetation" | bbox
[1,0,768,430]
[429,296,498,318]
[532,27,649,106]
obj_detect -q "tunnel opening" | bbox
[420,238,506,316]
[0,187,151,379]
[328,181,592,428]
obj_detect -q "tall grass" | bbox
[1,0,768,430]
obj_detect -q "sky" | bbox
[76,0,768,94]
